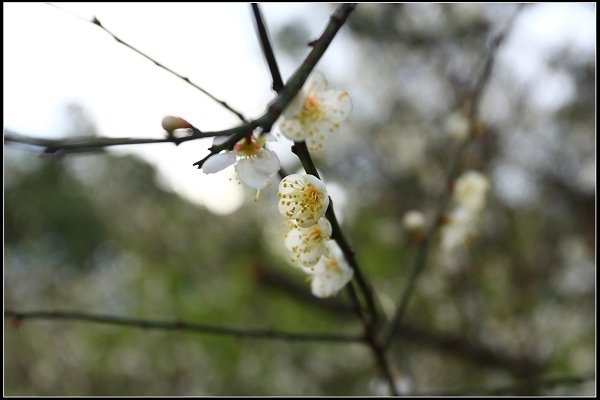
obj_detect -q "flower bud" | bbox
[161,116,192,134]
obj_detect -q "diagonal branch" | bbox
[251,3,284,93]
[7,4,358,165]
[383,6,526,350]
[5,309,363,343]
[249,3,397,395]
[47,3,247,122]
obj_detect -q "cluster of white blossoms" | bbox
[440,170,490,251]
[278,175,353,298]
[278,70,352,152]
[198,70,353,297]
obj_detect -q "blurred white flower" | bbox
[440,206,478,251]
[202,132,280,190]
[278,70,352,152]
[444,110,470,141]
[277,174,329,227]
[310,241,353,298]
[403,210,426,232]
[440,170,489,252]
[284,217,332,271]
[453,170,490,212]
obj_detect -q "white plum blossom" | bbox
[440,170,490,252]
[277,174,329,227]
[444,111,470,141]
[278,70,352,152]
[403,210,426,233]
[440,206,478,251]
[453,170,490,212]
[284,217,332,271]
[202,132,280,190]
[310,241,354,298]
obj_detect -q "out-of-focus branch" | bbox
[254,262,543,374]
[383,7,525,349]
[251,261,354,315]
[5,309,363,343]
[416,372,595,396]
[47,3,248,122]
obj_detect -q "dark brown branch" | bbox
[291,142,380,327]
[251,3,284,93]
[5,309,363,343]
[394,321,540,374]
[7,4,358,166]
[4,128,209,155]
[255,262,543,375]
[252,261,354,315]
[383,7,525,349]
[47,3,247,122]
[251,4,396,394]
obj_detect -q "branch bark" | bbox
[5,309,363,343]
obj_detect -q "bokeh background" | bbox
[4,3,596,396]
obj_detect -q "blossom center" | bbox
[234,134,264,157]
[306,225,324,243]
[299,94,322,122]
[326,257,340,271]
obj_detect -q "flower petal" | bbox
[304,70,328,94]
[281,93,305,119]
[202,152,236,174]
[318,89,352,123]
[279,117,306,141]
[235,158,270,189]
[306,132,326,152]
[263,132,278,142]
[277,174,329,226]
[253,149,280,176]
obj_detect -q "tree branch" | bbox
[383,6,525,349]
[7,4,358,167]
[254,261,540,375]
[251,3,284,93]
[5,309,363,343]
[250,4,396,395]
[4,128,210,155]
[291,142,380,327]
[47,3,248,122]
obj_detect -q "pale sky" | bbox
[3,3,595,213]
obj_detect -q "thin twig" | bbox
[7,4,358,165]
[4,128,209,155]
[383,7,525,350]
[251,3,284,93]
[47,3,247,122]
[255,262,542,374]
[5,309,364,343]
